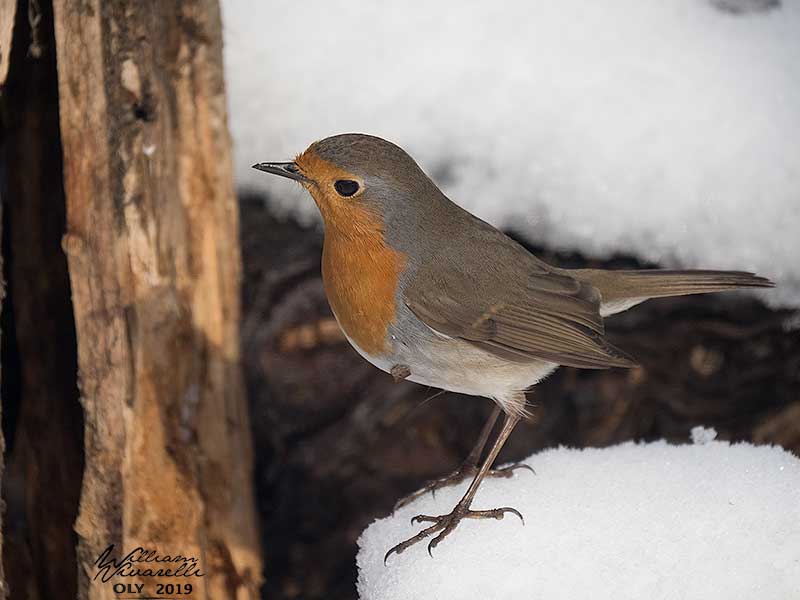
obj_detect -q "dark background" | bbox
[239,193,799,600]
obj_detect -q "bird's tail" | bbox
[567,269,774,316]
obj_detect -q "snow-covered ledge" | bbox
[357,428,800,599]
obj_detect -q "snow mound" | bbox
[357,435,800,600]
[221,0,800,307]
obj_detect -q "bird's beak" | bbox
[252,161,308,182]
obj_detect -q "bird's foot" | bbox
[384,500,524,563]
[393,461,533,512]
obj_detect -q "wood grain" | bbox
[51,2,262,597]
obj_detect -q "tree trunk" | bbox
[51,1,262,598]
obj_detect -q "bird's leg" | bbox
[385,413,524,562]
[393,405,532,511]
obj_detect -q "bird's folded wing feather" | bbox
[404,266,636,369]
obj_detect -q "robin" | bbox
[253,133,774,561]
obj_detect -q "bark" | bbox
[52,2,261,598]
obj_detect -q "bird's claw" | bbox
[384,504,524,564]
[491,463,536,478]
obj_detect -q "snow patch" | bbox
[357,438,800,599]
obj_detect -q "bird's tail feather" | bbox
[568,269,774,315]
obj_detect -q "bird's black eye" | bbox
[334,179,360,197]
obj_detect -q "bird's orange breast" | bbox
[321,207,405,357]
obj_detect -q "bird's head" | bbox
[253,133,443,237]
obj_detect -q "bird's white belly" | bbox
[341,327,557,417]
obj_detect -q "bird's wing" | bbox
[404,264,636,369]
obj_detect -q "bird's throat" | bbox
[321,207,405,357]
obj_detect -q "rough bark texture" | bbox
[52,1,262,598]
[240,194,800,600]
[1,2,83,599]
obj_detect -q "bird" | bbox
[253,133,774,561]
